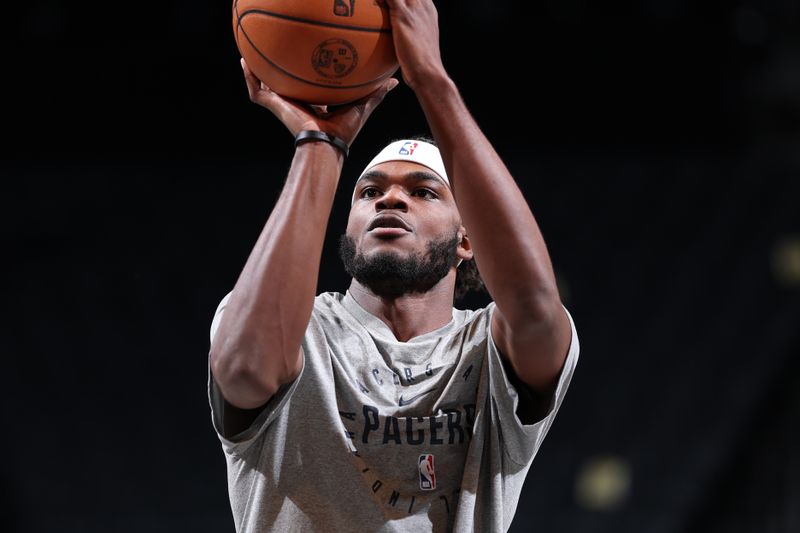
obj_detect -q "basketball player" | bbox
[208,1,579,531]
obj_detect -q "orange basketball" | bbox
[232,0,398,106]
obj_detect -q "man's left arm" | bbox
[438,87,572,395]
[386,0,572,396]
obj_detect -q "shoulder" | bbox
[310,291,348,319]
[452,300,496,330]
[308,291,352,328]
[209,291,233,343]
[439,301,497,350]
[313,291,345,308]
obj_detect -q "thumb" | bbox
[384,77,400,92]
[334,78,399,144]
[371,77,399,102]
[357,77,399,116]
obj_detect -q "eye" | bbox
[360,187,381,199]
[412,188,438,199]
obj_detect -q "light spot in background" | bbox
[771,236,800,288]
[575,455,632,511]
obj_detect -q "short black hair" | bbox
[390,133,437,146]
[455,259,485,303]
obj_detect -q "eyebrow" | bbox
[355,170,446,188]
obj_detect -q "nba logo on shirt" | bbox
[418,454,436,490]
[399,141,418,156]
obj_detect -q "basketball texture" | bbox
[233,0,398,105]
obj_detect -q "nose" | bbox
[376,186,408,212]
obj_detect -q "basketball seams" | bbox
[232,0,397,104]
[238,10,391,34]
[237,24,395,91]
[233,0,242,51]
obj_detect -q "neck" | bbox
[348,272,456,342]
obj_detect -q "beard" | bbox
[338,230,460,299]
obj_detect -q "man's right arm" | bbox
[209,59,397,413]
[209,141,343,411]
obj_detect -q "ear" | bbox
[456,226,474,265]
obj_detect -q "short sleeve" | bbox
[206,291,304,456]
[486,303,580,466]
[209,291,231,344]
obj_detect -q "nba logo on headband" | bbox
[352,139,451,204]
[398,142,418,156]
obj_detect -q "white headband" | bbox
[352,140,449,203]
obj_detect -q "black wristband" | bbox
[294,130,349,158]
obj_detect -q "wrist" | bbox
[294,130,349,158]
[413,74,463,121]
[406,67,454,95]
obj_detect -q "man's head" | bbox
[339,136,484,301]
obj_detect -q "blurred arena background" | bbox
[3,1,799,532]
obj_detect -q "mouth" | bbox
[367,214,412,233]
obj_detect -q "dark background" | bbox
[4,1,799,532]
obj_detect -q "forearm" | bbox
[210,142,343,408]
[414,76,562,324]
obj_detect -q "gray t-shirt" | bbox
[208,291,579,532]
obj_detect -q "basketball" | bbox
[232,0,399,106]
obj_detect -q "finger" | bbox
[240,58,286,109]
[351,77,399,108]
[241,58,279,103]
[240,58,262,100]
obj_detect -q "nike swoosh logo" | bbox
[398,388,436,407]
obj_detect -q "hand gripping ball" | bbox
[233,0,399,105]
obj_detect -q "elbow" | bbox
[210,343,282,409]
[502,303,570,391]
[513,348,566,392]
